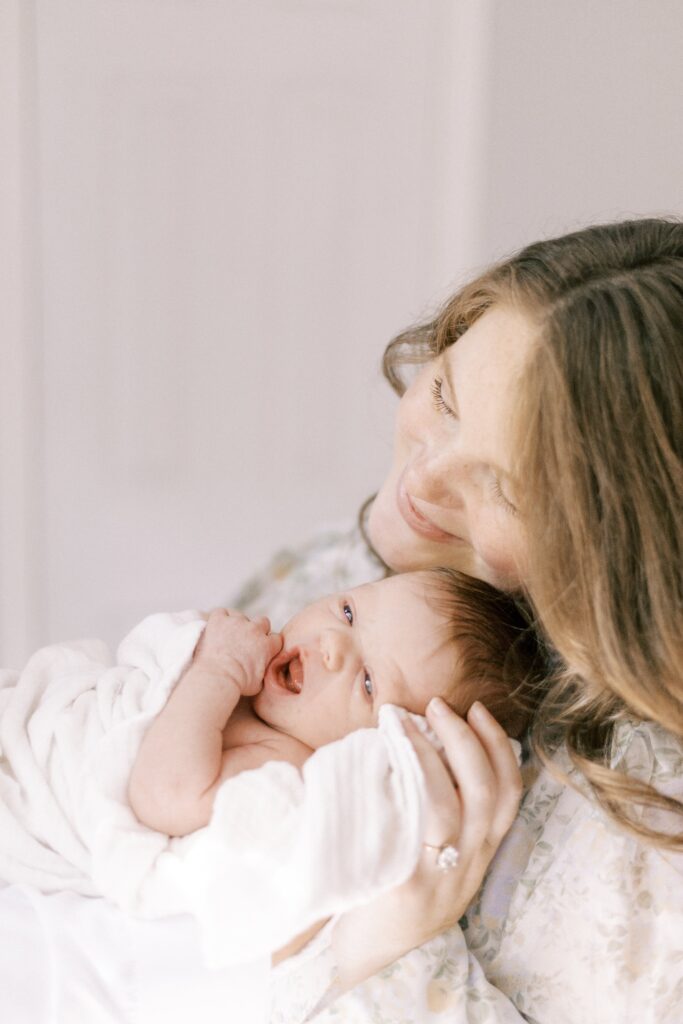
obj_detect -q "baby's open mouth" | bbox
[267,650,304,695]
[281,655,304,694]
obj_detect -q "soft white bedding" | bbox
[0,879,271,1024]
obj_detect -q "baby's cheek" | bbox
[353,698,380,732]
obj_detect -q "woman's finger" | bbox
[425,698,499,852]
[400,710,517,924]
[401,717,461,843]
[466,701,523,842]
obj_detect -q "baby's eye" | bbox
[342,602,354,625]
[363,670,373,698]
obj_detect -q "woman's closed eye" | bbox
[430,376,458,419]
[490,476,518,516]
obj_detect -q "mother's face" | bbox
[368,306,535,591]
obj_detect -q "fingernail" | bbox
[428,696,448,717]
[469,701,487,722]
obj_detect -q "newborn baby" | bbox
[128,568,538,838]
[0,566,539,980]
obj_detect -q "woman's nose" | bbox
[407,447,469,508]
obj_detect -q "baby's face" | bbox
[252,572,459,749]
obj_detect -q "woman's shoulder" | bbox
[462,719,683,1021]
[526,718,683,850]
[610,717,683,789]
[608,718,683,863]
[231,522,386,626]
[473,719,683,931]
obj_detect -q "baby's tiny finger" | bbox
[267,632,284,657]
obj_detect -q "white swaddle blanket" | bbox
[0,612,428,974]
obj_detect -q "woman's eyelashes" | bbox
[429,375,517,517]
[490,476,518,516]
[430,376,458,419]
[430,377,517,519]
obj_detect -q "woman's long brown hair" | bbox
[382,218,683,849]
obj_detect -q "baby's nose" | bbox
[321,629,347,673]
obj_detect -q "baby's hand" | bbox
[195,609,283,696]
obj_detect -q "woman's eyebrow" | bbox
[441,353,461,416]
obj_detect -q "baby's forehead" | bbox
[361,572,454,624]
[356,576,462,701]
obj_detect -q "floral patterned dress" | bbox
[236,525,683,1024]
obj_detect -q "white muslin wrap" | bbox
[0,612,428,972]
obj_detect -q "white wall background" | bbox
[2,0,682,665]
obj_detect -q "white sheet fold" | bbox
[184,702,425,964]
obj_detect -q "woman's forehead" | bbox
[445,306,535,388]
[443,307,536,462]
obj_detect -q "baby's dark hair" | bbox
[422,568,548,738]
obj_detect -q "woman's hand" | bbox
[406,697,522,923]
[331,698,522,991]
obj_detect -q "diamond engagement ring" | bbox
[423,841,460,871]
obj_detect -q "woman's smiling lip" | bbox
[396,478,466,544]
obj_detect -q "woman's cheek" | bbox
[396,370,435,440]
[392,405,415,461]
[471,517,528,589]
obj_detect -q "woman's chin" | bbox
[366,497,408,571]
[368,505,439,573]
[368,496,497,582]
